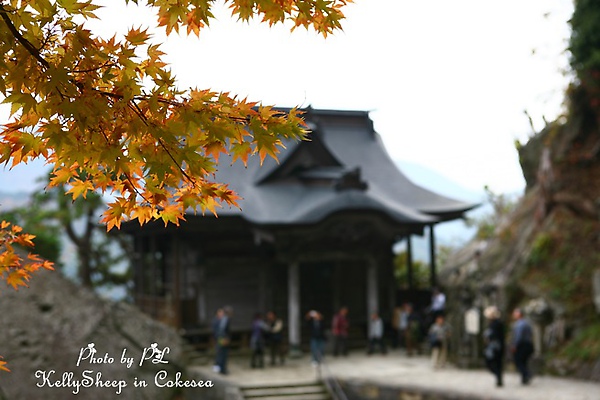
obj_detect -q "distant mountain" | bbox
[391,160,484,260]
[397,159,482,216]
[395,160,484,204]
[0,158,49,194]
[0,191,31,211]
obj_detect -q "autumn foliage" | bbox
[0,0,351,294]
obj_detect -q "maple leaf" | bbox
[0,221,54,295]
[131,205,157,225]
[101,200,128,231]
[6,270,29,290]
[125,27,151,46]
[159,204,186,226]
[66,180,95,200]
[0,357,9,373]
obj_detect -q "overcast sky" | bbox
[0,0,574,197]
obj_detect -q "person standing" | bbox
[428,314,450,369]
[483,306,506,387]
[332,306,349,356]
[430,287,446,319]
[367,311,387,355]
[211,308,225,373]
[391,305,402,349]
[250,312,269,368]
[214,306,233,375]
[307,310,326,365]
[400,303,416,356]
[266,311,285,366]
[511,308,534,385]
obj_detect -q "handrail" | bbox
[313,349,349,400]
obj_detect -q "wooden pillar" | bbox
[406,235,414,290]
[134,235,143,305]
[366,257,378,316]
[388,248,397,313]
[173,234,182,328]
[259,264,267,313]
[333,261,342,312]
[197,265,207,324]
[288,261,301,355]
[150,233,158,319]
[429,225,437,288]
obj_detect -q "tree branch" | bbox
[0,6,50,69]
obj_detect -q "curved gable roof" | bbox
[206,108,477,227]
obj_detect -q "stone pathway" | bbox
[191,349,600,400]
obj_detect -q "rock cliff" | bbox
[440,84,600,381]
[0,269,190,400]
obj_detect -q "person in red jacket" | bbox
[332,306,349,356]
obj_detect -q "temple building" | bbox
[121,108,476,350]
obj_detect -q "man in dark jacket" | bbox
[511,308,534,385]
[213,306,233,375]
[307,310,326,365]
[266,311,285,365]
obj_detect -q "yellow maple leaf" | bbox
[159,204,185,227]
[66,180,95,200]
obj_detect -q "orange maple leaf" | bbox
[6,270,29,290]
[0,357,9,372]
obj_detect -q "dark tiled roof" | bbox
[204,108,477,226]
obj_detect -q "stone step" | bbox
[240,381,331,400]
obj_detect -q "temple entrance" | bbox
[300,261,335,318]
[298,260,369,338]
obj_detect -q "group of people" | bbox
[210,296,536,387]
[393,288,536,388]
[249,311,286,369]
[304,290,447,367]
[305,307,391,365]
[483,306,535,388]
[417,289,536,388]
[211,307,285,374]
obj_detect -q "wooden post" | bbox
[173,234,181,328]
[429,225,437,288]
[134,235,142,307]
[150,233,158,319]
[333,261,342,312]
[406,235,414,291]
[259,264,267,314]
[366,257,378,316]
[288,261,301,356]
[197,265,207,325]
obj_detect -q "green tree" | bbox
[567,0,600,128]
[394,252,429,290]
[569,0,600,81]
[0,195,62,264]
[30,179,132,289]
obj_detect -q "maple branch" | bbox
[70,61,119,74]
[0,6,50,69]
[126,99,199,188]
[93,124,151,205]
[157,135,198,185]
[91,89,198,189]
[128,101,149,124]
